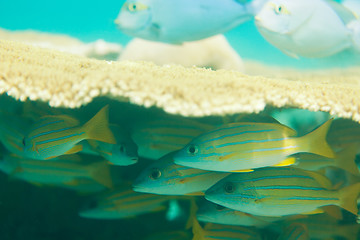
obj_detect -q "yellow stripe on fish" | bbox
[22,105,116,160]
[174,119,335,172]
[205,167,360,217]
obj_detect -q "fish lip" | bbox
[132,184,148,193]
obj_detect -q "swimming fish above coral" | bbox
[0,153,113,189]
[81,124,138,166]
[79,185,171,219]
[205,167,360,217]
[255,0,360,58]
[115,0,267,43]
[173,119,335,172]
[21,105,116,160]
[132,152,229,195]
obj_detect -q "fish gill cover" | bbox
[0,0,360,240]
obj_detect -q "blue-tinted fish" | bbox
[197,200,278,227]
[277,223,309,240]
[133,152,229,195]
[79,186,171,219]
[192,219,262,240]
[115,0,264,43]
[255,0,358,58]
[0,154,113,189]
[174,119,335,172]
[132,118,213,159]
[81,124,138,166]
[22,105,116,160]
[205,167,360,217]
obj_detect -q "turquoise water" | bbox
[1,0,360,68]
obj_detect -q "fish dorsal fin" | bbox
[326,0,357,25]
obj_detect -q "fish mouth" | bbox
[132,184,149,193]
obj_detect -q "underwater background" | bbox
[1,0,360,240]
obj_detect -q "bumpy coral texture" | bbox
[0,40,359,121]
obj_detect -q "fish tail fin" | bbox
[83,105,116,144]
[334,144,359,176]
[88,161,113,189]
[298,119,335,159]
[192,218,204,240]
[339,182,360,215]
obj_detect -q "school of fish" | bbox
[0,100,359,240]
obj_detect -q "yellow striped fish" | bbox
[133,152,229,195]
[174,119,335,172]
[0,154,113,189]
[81,124,138,166]
[283,213,360,240]
[293,144,359,175]
[132,118,213,159]
[192,219,262,240]
[277,223,309,240]
[205,167,360,217]
[79,186,171,219]
[22,105,116,160]
[326,118,360,153]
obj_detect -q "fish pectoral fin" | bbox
[273,157,296,167]
[218,153,237,162]
[300,208,324,215]
[231,169,254,173]
[64,144,83,155]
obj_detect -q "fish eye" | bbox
[149,168,161,180]
[128,3,137,11]
[215,204,226,211]
[275,5,285,15]
[187,144,199,155]
[224,182,235,193]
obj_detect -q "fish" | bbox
[0,154,113,189]
[81,124,138,166]
[22,105,116,160]
[255,0,357,58]
[173,119,335,172]
[115,0,261,44]
[326,118,360,153]
[192,219,262,240]
[205,167,360,217]
[292,144,359,175]
[277,223,309,240]
[196,200,278,227]
[133,151,229,195]
[280,213,360,240]
[0,112,30,155]
[79,186,171,219]
[132,117,213,159]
